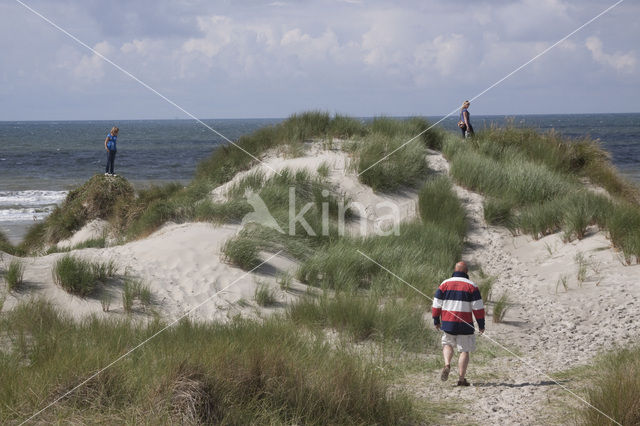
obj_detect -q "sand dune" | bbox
[2,143,639,424]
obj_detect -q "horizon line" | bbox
[1,111,639,123]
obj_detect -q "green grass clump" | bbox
[328,114,367,139]
[419,176,466,238]
[316,161,330,179]
[579,346,640,425]
[0,231,16,255]
[475,269,495,303]
[289,294,434,351]
[46,237,108,255]
[221,236,262,270]
[515,198,564,239]
[449,149,570,206]
[254,282,277,307]
[277,272,293,292]
[122,278,152,313]
[0,300,414,424]
[51,255,116,297]
[606,202,640,264]
[575,252,588,285]
[4,259,25,291]
[355,133,429,191]
[483,198,515,228]
[492,292,509,323]
[369,116,443,150]
[353,117,442,191]
[559,191,610,241]
[121,182,210,239]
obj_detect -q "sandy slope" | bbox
[2,144,639,424]
[1,222,300,321]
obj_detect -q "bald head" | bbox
[454,261,468,273]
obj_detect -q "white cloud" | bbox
[280,28,340,62]
[121,38,162,55]
[585,36,636,72]
[72,41,114,83]
[182,16,234,58]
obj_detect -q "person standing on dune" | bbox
[458,100,474,138]
[104,126,119,176]
[432,261,485,386]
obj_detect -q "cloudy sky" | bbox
[0,0,637,120]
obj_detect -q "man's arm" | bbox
[432,284,444,330]
[471,286,485,333]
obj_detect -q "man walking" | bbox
[432,261,485,386]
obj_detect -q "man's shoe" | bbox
[105,173,110,176]
[440,365,450,382]
[457,378,470,386]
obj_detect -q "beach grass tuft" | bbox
[354,132,429,191]
[254,282,277,307]
[122,278,152,313]
[5,259,25,291]
[419,175,466,238]
[0,231,16,255]
[52,254,116,297]
[492,292,509,323]
[221,236,262,270]
[578,346,640,426]
[475,269,495,303]
[483,198,515,228]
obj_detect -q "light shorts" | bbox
[441,332,476,352]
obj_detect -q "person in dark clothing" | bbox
[104,126,119,176]
[458,101,474,138]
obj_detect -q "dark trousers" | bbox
[105,150,116,174]
[460,124,474,138]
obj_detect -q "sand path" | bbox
[404,150,640,425]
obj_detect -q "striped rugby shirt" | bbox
[432,271,485,335]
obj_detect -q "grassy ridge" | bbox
[465,123,639,202]
[443,129,640,262]
[0,300,414,424]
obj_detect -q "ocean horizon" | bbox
[2,113,639,243]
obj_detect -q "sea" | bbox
[1,113,639,244]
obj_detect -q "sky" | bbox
[0,0,638,120]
